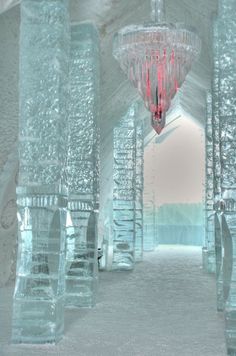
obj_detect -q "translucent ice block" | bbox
[65,23,100,308]
[12,0,70,344]
[12,199,67,344]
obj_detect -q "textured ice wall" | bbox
[0,6,19,287]
[66,23,100,308]
[12,0,70,344]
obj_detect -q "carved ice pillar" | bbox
[203,91,215,273]
[66,23,100,308]
[212,18,224,312]
[134,117,144,262]
[113,105,136,270]
[143,142,156,251]
[12,0,70,344]
[217,0,236,353]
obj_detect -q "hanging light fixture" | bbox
[113,0,201,134]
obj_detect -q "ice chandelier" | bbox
[113,0,201,134]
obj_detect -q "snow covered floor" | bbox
[0,245,226,356]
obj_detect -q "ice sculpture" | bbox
[134,117,144,262]
[143,142,156,251]
[113,104,137,270]
[66,23,100,308]
[203,91,215,273]
[216,0,236,353]
[113,0,201,134]
[12,0,70,344]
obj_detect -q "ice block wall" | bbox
[112,104,136,270]
[156,203,204,246]
[12,0,70,344]
[134,117,144,262]
[203,91,215,273]
[217,0,236,353]
[66,23,100,308]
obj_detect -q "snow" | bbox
[0,246,226,355]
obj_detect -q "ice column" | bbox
[66,23,100,308]
[217,0,236,353]
[143,142,156,251]
[212,18,224,311]
[113,105,136,270]
[12,0,70,344]
[134,118,144,262]
[203,91,215,273]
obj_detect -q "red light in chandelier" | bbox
[140,48,179,134]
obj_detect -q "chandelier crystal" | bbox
[113,0,201,134]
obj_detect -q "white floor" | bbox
[0,246,226,356]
